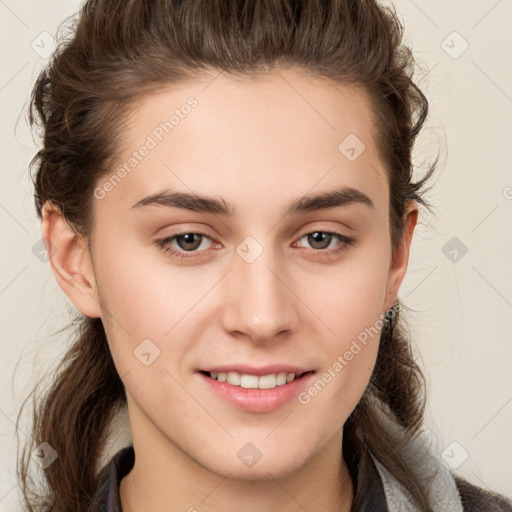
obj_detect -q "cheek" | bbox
[94,237,205,335]
[296,287,383,430]
[295,241,389,404]
[93,237,220,383]
[302,241,390,339]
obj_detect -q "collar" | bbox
[368,406,464,512]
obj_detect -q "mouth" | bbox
[198,369,315,390]
[197,368,317,412]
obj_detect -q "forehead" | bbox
[100,68,388,215]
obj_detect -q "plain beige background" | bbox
[1,0,511,508]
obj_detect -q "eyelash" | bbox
[155,230,355,260]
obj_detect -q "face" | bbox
[46,68,417,481]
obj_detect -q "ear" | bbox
[382,200,419,312]
[41,202,102,318]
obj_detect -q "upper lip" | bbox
[199,364,314,376]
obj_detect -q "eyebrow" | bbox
[131,186,375,216]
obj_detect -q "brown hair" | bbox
[18,1,439,510]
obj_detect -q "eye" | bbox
[155,232,216,259]
[294,231,355,256]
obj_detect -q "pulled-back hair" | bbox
[18,1,439,510]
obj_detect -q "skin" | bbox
[42,68,418,512]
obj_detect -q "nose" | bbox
[220,245,299,344]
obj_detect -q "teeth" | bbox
[208,371,299,389]
[227,372,241,385]
[276,373,287,385]
[241,374,259,388]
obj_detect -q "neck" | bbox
[119,433,354,512]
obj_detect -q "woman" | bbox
[17,0,512,511]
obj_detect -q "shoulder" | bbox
[454,474,512,512]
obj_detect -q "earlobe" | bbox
[383,201,419,312]
[41,202,102,318]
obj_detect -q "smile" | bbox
[200,370,313,389]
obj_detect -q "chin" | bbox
[200,450,311,482]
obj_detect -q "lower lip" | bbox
[198,371,316,412]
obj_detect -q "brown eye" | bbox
[174,233,204,251]
[307,232,334,250]
[297,231,354,252]
[156,232,215,259]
